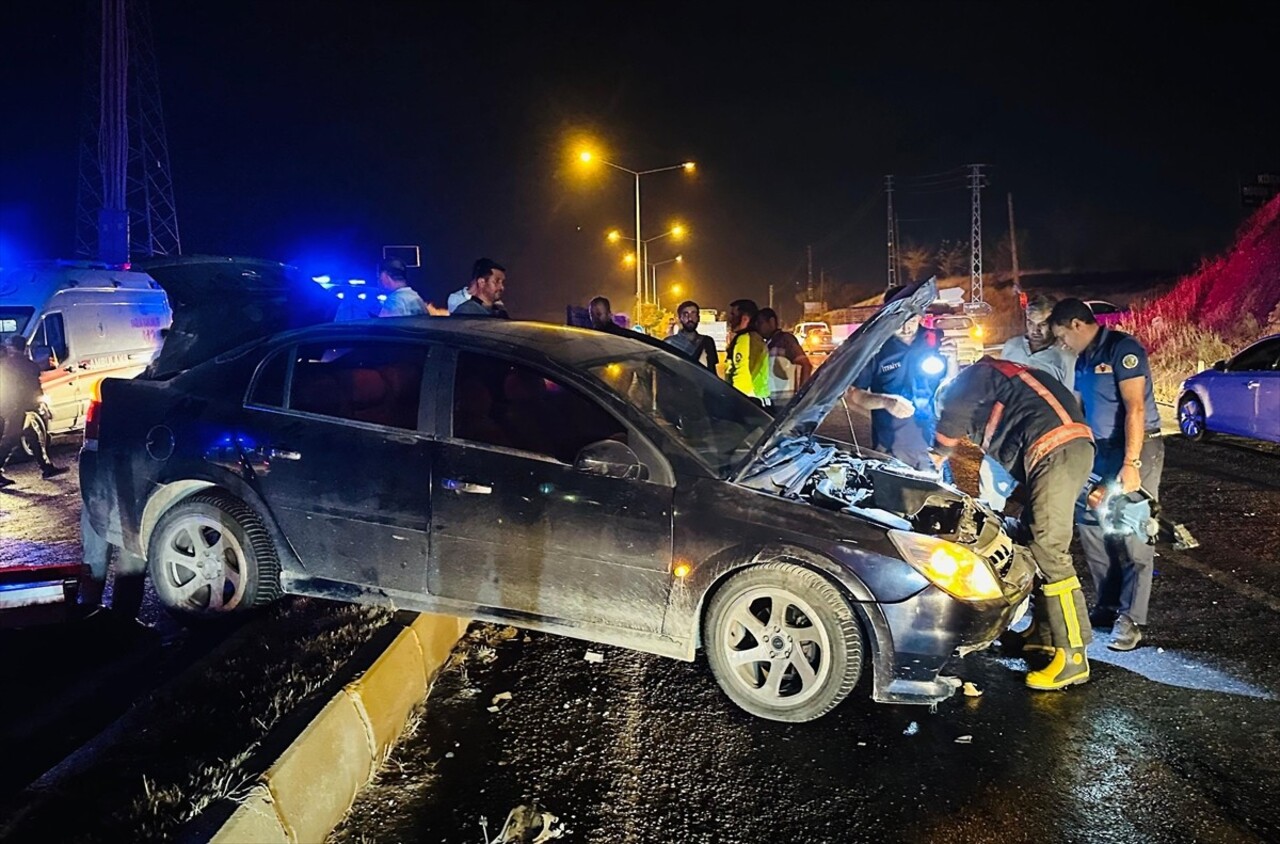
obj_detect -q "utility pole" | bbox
[1007,192,1022,307]
[819,269,826,310]
[885,175,898,290]
[806,244,814,301]
[968,164,986,305]
[768,283,774,309]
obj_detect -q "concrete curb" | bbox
[208,613,469,844]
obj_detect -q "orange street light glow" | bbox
[607,230,622,243]
[682,161,696,171]
[579,151,593,163]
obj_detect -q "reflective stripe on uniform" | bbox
[978,358,1093,472]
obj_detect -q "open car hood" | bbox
[139,255,337,377]
[732,278,937,481]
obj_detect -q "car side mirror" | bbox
[574,439,650,481]
[31,345,55,371]
[1211,359,1226,372]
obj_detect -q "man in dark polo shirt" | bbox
[1050,298,1163,651]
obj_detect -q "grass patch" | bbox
[0,598,393,843]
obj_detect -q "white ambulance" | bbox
[0,261,171,436]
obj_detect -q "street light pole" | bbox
[634,172,643,312]
[587,155,694,317]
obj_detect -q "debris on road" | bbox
[962,681,983,697]
[903,721,919,736]
[481,802,566,843]
[487,691,513,713]
[583,650,604,663]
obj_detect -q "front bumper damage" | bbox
[871,545,1035,705]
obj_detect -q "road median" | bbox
[209,612,469,844]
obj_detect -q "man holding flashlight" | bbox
[1049,298,1163,651]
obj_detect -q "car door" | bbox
[31,311,80,432]
[241,339,435,595]
[428,348,675,634]
[1242,338,1280,439]
[1215,339,1280,437]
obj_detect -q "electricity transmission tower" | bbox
[885,175,898,290]
[967,163,985,304]
[76,0,181,264]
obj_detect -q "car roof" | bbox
[277,316,663,366]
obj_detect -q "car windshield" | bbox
[582,351,773,476]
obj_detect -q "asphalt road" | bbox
[336,431,1280,844]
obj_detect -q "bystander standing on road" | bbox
[980,293,1077,510]
[665,300,719,372]
[375,258,427,317]
[588,296,632,337]
[1050,297,1163,651]
[0,335,67,487]
[932,356,1096,689]
[452,259,508,318]
[757,308,812,412]
[724,299,770,407]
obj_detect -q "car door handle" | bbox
[268,447,302,461]
[442,479,492,494]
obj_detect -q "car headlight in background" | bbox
[888,530,1004,601]
[970,324,985,340]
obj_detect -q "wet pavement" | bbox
[336,433,1280,844]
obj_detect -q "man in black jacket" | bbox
[0,336,67,486]
[931,356,1095,690]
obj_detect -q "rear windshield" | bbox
[0,307,34,343]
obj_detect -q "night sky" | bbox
[2,2,1274,321]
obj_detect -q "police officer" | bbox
[847,287,939,471]
[1049,298,1162,651]
[932,356,1096,689]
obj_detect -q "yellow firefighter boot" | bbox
[1025,646,1090,690]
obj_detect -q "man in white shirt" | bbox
[377,258,427,317]
[980,293,1078,510]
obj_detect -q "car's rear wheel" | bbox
[147,491,282,617]
[1178,393,1211,441]
[704,562,862,722]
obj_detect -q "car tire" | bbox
[704,561,863,722]
[1177,393,1211,442]
[147,490,283,617]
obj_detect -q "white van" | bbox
[0,261,171,436]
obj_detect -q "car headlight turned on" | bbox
[888,530,1003,601]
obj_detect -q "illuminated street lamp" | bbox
[650,255,683,303]
[580,150,696,312]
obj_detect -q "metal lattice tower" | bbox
[76,0,181,263]
[967,163,985,304]
[885,175,898,290]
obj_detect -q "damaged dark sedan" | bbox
[82,259,1033,721]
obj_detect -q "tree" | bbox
[900,242,935,283]
[935,239,967,278]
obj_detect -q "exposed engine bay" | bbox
[744,442,1017,576]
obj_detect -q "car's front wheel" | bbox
[704,562,863,722]
[1178,393,1211,441]
[147,491,282,617]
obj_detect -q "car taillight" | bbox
[83,398,101,451]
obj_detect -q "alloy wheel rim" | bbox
[1179,400,1204,437]
[157,515,247,612]
[719,586,832,708]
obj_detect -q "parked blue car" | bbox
[1177,334,1280,443]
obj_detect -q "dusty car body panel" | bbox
[83,279,1032,709]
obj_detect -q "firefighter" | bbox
[931,356,1096,690]
[1049,298,1163,651]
